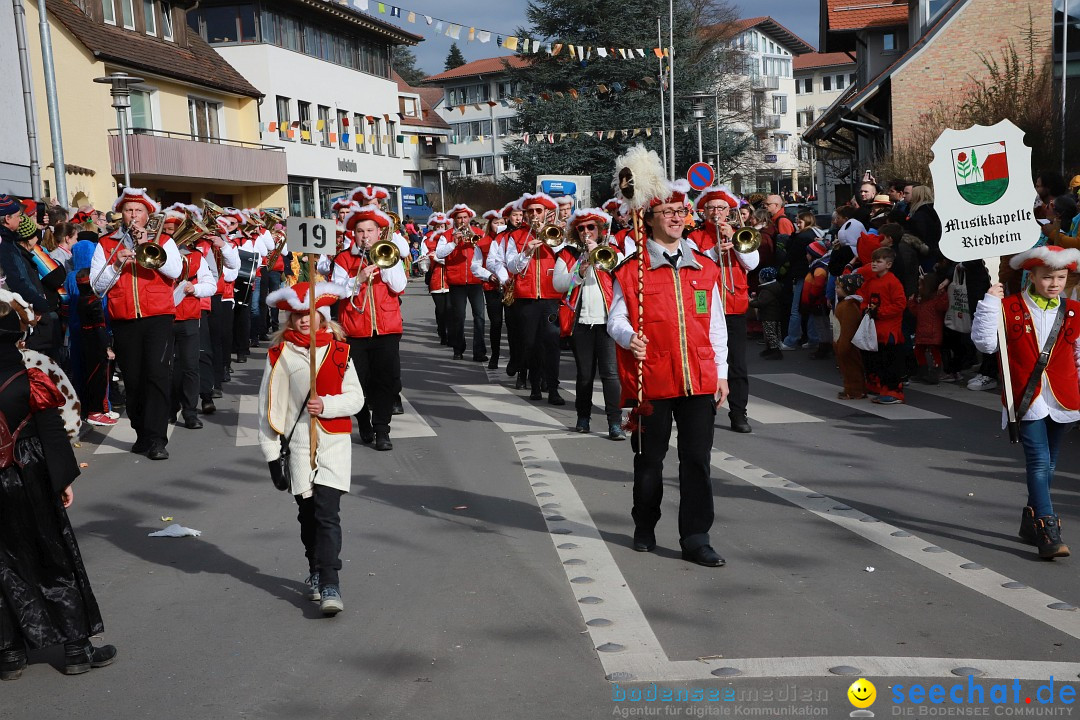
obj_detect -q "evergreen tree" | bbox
[504,0,751,203]
[444,43,467,71]
[393,46,427,86]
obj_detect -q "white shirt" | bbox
[329,247,408,296]
[90,229,184,297]
[971,291,1080,426]
[485,238,509,282]
[506,235,566,275]
[173,251,217,305]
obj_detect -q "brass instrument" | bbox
[716,216,761,296]
[241,211,265,236]
[201,199,225,228]
[455,226,482,245]
[261,209,285,228]
[501,276,516,306]
[264,228,289,275]
[92,213,168,295]
[732,227,762,253]
[540,223,565,247]
[368,239,401,268]
[171,213,210,249]
[587,245,618,272]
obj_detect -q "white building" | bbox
[715,17,813,195]
[394,73,451,196]
[794,51,857,209]
[1,0,33,197]
[185,0,423,217]
[421,55,527,181]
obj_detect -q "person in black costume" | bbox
[0,291,116,680]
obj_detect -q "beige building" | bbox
[23,0,286,211]
[794,51,857,209]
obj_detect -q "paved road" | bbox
[6,279,1080,719]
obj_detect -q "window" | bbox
[496,117,516,137]
[387,120,397,157]
[355,113,366,153]
[849,72,856,85]
[401,97,419,118]
[318,105,331,147]
[161,1,173,40]
[802,77,813,94]
[836,74,846,90]
[129,89,152,130]
[370,118,382,155]
[498,155,515,173]
[298,101,312,143]
[775,136,788,154]
[727,92,744,112]
[102,0,115,24]
[188,97,222,142]
[276,96,291,140]
[120,0,134,29]
[772,95,787,115]
[143,0,156,35]
[822,75,832,91]
[200,4,256,43]
[883,32,896,52]
[927,0,948,21]
[337,110,350,150]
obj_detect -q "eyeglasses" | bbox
[580,224,597,231]
[654,208,690,218]
[704,205,730,212]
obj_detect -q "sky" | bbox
[398,0,821,77]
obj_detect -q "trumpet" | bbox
[587,245,618,272]
[454,226,482,245]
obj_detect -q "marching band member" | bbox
[352,185,410,258]
[552,208,625,440]
[472,209,509,370]
[607,177,730,567]
[505,192,565,404]
[688,187,758,434]
[249,211,275,343]
[603,198,636,256]
[198,213,240,414]
[260,218,289,335]
[230,209,261,365]
[419,212,450,345]
[333,204,406,452]
[436,204,487,362]
[89,188,183,460]
[488,199,524,382]
[556,195,574,225]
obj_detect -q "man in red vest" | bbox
[472,209,509,370]
[436,204,487,361]
[198,210,240,414]
[89,188,183,460]
[505,192,565,404]
[553,208,625,439]
[486,199,525,382]
[332,204,405,451]
[608,178,730,567]
[419,212,450,345]
[689,187,759,434]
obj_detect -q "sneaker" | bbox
[305,572,321,601]
[1035,515,1071,559]
[801,342,819,351]
[967,374,999,391]
[608,424,626,441]
[780,342,800,351]
[941,372,963,383]
[573,417,590,433]
[86,413,117,427]
[320,585,344,616]
[106,411,120,420]
[872,395,903,405]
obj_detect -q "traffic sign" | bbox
[687,162,715,191]
[286,216,337,255]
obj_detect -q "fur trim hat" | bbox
[521,192,557,212]
[163,202,188,223]
[694,186,739,212]
[555,196,574,206]
[266,282,345,321]
[601,198,626,215]
[648,179,692,209]
[331,196,353,213]
[448,203,476,219]
[482,209,502,221]
[112,188,160,215]
[350,185,390,204]
[500,200,521,218]
[570,208,612,228]
[344,204,392,232]
[1009,245,1080,272]
[427,212,447,226]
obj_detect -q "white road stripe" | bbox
[754,373,948,420]
[452,384,565,432]
[391,395,438,438]
[744,395,824,424]
[906,378,1003,411]
[93,417,174,454]
[234,395,261,447]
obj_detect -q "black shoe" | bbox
[183,416,203,430]
[515,374,528,390]
[506,362,518,377]
[759,348,783,360]
[259,334,270,341]
[249,339,261,349]
[359,430,374,444]
[201,399,217,415]
[147,444,169,461]
[131,439,151,455]
[729,414,752,434]
[633,533,656,552]
[375,433,393,451]
[0,646,26,681]
[474,355,489,363]
[529,387,543,401]
[573,417,590,433]
[235,354,247,364]
[548,391,566,406]
[1019,506,1037,545]
[608,423,627,441]
[682,545,726,567]
[211,388,223,399]
[392,400,404,416]
[487,359,499,370]
[1035,515,1071,559]
[63,641,117,675]
[453,353,464,360]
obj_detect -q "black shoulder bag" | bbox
[1015,302,1068,420]
[269,405,306,492]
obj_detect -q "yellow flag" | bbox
[504,36,518,50]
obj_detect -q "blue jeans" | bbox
[783,278,820,347]
[1018,416,1072,517]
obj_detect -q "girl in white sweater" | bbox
[258,282,364,615]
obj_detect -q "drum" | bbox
[234,249,257,306]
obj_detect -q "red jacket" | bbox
[508,226,560,300]
[1000,294,1080,411]
[423,234,447,292]
[439,229,483,286]
[688,223,749,314]
[913,290,949,345]
[860,270,907,344]
[612,248,720,405]
[98,230,176,320]
[174,251,204,322]
[334,250,403,337]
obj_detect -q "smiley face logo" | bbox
[848,678,876,708]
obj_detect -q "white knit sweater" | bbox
[257,341,365,497]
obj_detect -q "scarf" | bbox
[283,329,334,350]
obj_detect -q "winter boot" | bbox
[1019,506,1037,545]
[0,641,26,681]
[63,640,118,675]
[1034,515,1071,559]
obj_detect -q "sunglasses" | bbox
[580,224,597,231]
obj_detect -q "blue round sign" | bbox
[687,162,715,191]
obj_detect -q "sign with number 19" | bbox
[286,217,337,255]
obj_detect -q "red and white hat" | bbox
[521,192,557,211]
[694,186,739,212]
[648,179,692,209]
[482,209,501,222]
[428,212,447,226]
[331,196,353,213]
[500,200,521,218]
[350,185,390,204]
[163,202,188,223]
[1010,246,1080,272]
[344,204,392,232]
[266,282,346,321]
[570,208,612,228]
[448,203,476,219]
[601,198,625,215]
[555,195,574,207]
[112,187,160,214]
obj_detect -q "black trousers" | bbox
[449,284,487,358]
[484,289,504,364]
[111,314,174,446]
[197,309,214,397]
[233,301,251,359]
[171,318,200,421]
[630,394,716,551]
[504,300,521,373]
[261,271,283,332]
[515,298,560,391]
[571,322,621,425]
[295,486,344,587]
[725,313,748,420]
[348,334,402,436]
[204,297,232,390]
[431,292,450,343]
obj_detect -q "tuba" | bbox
[171,213,210,249]
[201,199,225,229]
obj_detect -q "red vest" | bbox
[334,250,403,338]
[424,234,447,292]
[509,226,560,300]
[440,229,483,286]
[174,251,204,322]
[476,234,498,291]
[1002,294,1080,412]
[612,248,720,405]
[688,224,749,315]
[98,229,176,320]
[267,339,353,434]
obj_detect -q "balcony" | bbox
[751,75,780,91]
[752,114,782,130]
[107,129,287,186]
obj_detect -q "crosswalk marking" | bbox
[390,395,438,438]
[753,373,948,420]
[92,417,175,454]
[452,384,565,433]
[906,378,1002,411]
[234,395,262,447]
[744,395,824,424]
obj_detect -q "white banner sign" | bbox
[929,119,1041,262]
[286,217,337,255]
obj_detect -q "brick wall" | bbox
[890,0,1052,146]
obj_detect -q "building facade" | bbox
[3,0,34,198]
[421,56,527,182]
[186,0,423,218]
[23,0,286,211]
[794,51,857,209]
[394,75,451,196]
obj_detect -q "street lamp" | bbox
[685,93,713,166]
[436,158,446,212]
[94,72,145,191]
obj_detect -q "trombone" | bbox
[349,228,401,312]
[92,213,169,295]
[715,212,761,296]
